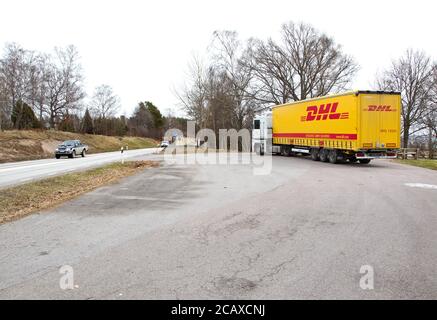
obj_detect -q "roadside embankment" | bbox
[0,130,158,163]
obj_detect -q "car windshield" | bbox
[62,141,76,146]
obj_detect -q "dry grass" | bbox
[0,160,159,224]
[0,130,159,163]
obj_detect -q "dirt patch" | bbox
[214,276,257,296]
[41,139,61,154]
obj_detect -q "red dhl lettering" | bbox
[301,102,349,122]
[366,105,395,112]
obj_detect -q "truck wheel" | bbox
[328,150,338,164]
[359,159,371,164]
[310,148,319,161]
[319,149,329,162]
[82,149,86,157]
[349,156,358,163]
[69,151,76,159]
[285,146,292,157]
[55,155,60,159]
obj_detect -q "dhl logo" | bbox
[301,102,349,122]
[366,105,395,112]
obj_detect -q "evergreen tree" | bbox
[128,102,153,137]
[11,100,41,129]
[145,101,163,128]
[81,108,94,134]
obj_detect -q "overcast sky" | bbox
[1,0,436,117]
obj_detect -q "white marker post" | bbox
[121,146,124,164]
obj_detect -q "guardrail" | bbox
[397,148,419,160]
[397,148,437,160]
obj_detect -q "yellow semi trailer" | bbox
[252,91,401,164]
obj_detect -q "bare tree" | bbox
[28,53,49,122]
[0,75,8,130]
[210,30,256,129]
[0,43,36,128]
[174,55,209,128]
[176,22,358,134]
[89,84,120,118]
[424,65,437,157]
[244,22,358,106]
[377,50,435,147]
[43,45,85,128]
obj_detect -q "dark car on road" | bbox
[55,140,89,159]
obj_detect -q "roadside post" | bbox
[121,146,124,164]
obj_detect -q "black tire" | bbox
[319,149,329,162]
[310,148,320,161]
[328,150,338,164]
[69,151,76,159]
[55,155,60,159]
[82,149,86,157]
[359,159,371,164]
[284,146,292,157]
[349,156,358,163]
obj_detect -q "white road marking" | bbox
[0,148,160,189]
[404,183,437,190]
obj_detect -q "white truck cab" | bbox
[252,112,280,155]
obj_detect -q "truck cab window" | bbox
[254,120,260,129]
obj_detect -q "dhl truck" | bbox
[252,91,401,164]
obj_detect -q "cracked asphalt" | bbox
[1,154,437,299]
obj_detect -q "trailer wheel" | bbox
[359,159,371,164]
[349,156,358,163]
[319,149,329,162]
[328,150,338,164]
[310,148,320,161]
[281,146,291,156]
[286,146,292,157]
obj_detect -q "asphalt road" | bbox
[0,154,436,299]
[0,147,161,189]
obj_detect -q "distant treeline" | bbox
[0,43,187,138]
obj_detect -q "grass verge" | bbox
[0,160,159,224]
[394,159,437,170]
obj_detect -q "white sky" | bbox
[1,0,436,117]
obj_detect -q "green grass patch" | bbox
[0,160,159,224]
[394,159,437,170]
